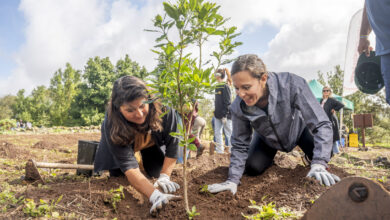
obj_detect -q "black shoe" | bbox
[196,144,205,157]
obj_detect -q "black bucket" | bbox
[76,140,99,176]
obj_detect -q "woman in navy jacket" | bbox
[208,54,340,195]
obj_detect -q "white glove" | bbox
[307,164,341,186]
[208,181,237,195]
[153,174,180,193]
[221,117,227,124]
[149,189,180,214]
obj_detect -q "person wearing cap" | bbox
[358,0,390,105]
[207,54,340,195]
[94,76,181,214]
[214,68,233,154]
[320,86,344,155]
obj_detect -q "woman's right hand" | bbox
[207,181,237,195]
[149,189,181,214]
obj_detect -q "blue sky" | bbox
[0,0,24,80]
[0,0,363,96]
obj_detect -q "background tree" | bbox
[71,56,115,125]
[12,89,32,123]
[71,55,149,126]
[28,86,51,126]
[115,54,148,79]
[49,63,81,126]
[0,95,16,120]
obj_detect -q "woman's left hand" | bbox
[307,164,340,186]
[154,174,180,193]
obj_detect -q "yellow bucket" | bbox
[349,133,358,147]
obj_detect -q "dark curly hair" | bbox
[107,76,162,146]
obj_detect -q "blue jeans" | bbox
[212,117,228,145]
[332,141,340,154]
[214,117,232,153]
[381,54,390,105]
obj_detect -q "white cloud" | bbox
[1,0,163,96]
[0,0,364,96]
[216,0,364,79]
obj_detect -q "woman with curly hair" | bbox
[94,76,180,214]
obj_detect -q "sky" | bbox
[0,0,365,97]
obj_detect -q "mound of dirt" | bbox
[32,141,60,150]
[0,142,18,158]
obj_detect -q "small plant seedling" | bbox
[242,199,296,220]
[199,184,208,193]
[104,185,125,212]
[0,183,24,213]
[187,205,200,220]
[23,195,63,218]
[199,184,213,197]
[377,176,388,183]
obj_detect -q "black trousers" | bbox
[109,145,165,178]
[244,127,314,176]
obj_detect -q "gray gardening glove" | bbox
[153,173,180,193]
[149,189,181,214]
[307,164,341,186]
[208,181,237,195]
[221,117,227,124]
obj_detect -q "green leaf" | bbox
[155,14,163,26]
[188,144,197,151]
[176,20,185,29]
[213,30,225,36]
[163,3,179,20]
[189,0,197,11]
[199,6,208,19]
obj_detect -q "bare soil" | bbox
[0,133,389,219]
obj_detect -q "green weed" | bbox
[22,195,63,218]
[376,176,388,183]
[242,199,296,220]
[187,205,200,220]
[104,186,125,212]
[0,183,24,213]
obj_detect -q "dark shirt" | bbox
[214,84,232,119]
[94,107,180,173]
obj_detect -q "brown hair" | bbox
[231,54,267,79]
[216,68,233,86]
[107,76,162,146]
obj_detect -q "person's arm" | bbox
[227,103,252,184]
[331,98,345,112]
[125,168,155,198]
[358,2,372,56]
[160,157,177,176]
[292,77,333,167]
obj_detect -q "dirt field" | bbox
[1,132,389,219]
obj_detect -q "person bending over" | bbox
[208,54,340,195]
[94,76,181,214]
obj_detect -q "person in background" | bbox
[94,76,181,214]
[207,54,340,195]
[320,86,344,155]
[183,100,205,157]
[358,0,390,105]
[340,125,349,148]
[211,116,229,146]
[214,68,233,154]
